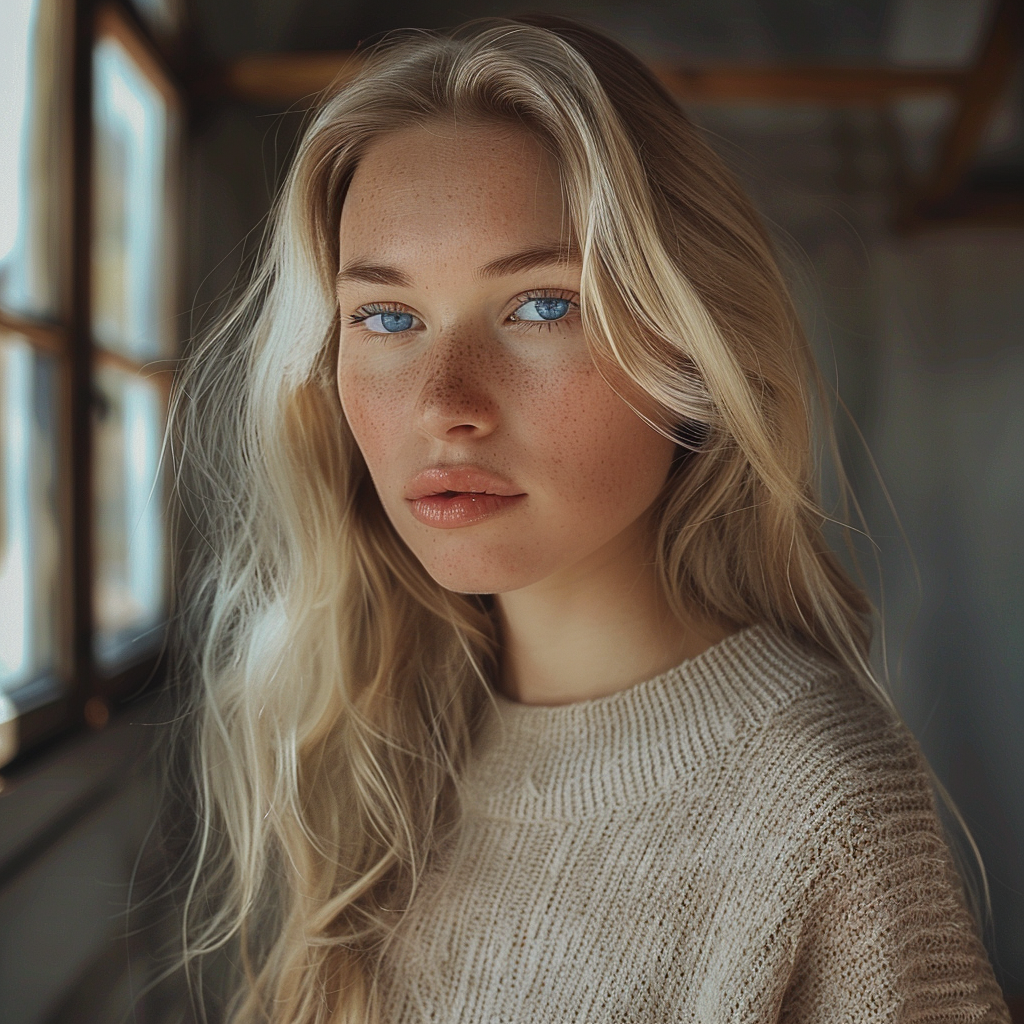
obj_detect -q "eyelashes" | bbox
[347,304,422,334]
[507,289,577,327]
[345,290,580,337]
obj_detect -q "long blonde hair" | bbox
[170,15,935,1022]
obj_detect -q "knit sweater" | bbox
[380,624,1011,1023]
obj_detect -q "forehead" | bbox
[338,121,572,262]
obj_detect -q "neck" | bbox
[494,515,731,706]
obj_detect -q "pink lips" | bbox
[405,466,526,529]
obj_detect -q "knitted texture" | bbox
[379,625,1011,1023]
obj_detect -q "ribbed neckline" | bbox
[462,623,841,821]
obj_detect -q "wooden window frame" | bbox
[2,0,185,769]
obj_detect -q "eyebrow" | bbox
[335,261,412,288]
[478,242,580,279]
[335,242,580,291]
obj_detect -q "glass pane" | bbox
[0,0,66,319]
[92,35,174,360]
[93,365,166,666]
[0,332,60,693]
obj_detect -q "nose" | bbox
[415,328,500,441]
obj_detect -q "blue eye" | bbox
[351,308,419,333]
[512,297,571,322]
[366,310,416,333]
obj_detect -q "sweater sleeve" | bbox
[778,732,1011,1024]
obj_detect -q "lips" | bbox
[405,466,526,529]
[404,466,524,501]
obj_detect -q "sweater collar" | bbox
[461,623,838,821]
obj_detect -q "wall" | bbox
[0,706,183,1024]
[697,103,1023,994]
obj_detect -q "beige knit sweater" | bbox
[380,624,1011,1023]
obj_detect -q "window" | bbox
[92,30,175,360]
[0,0,181,768]
[0,333,61,693]
[0,0,68,321]
[0,0,71,747]
[93,363,167,665]
[91,8,178,668]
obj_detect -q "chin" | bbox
[416,546,543,596]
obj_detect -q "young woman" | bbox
[170,15,1012,1024]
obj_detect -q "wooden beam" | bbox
[207,52,965,107]
[69,0,97,725]
[96,3,184,112]
[211,52,364,103]
[93,346,177,394]
[914,0,1024,213]
[0,311,69,357]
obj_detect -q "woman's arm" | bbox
[780,775,1010,1023]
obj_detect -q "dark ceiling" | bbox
[189,0,991,66]
[170,0,1021,226]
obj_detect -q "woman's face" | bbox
[336,121,677,595]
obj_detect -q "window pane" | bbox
[0,0,67,319]
[0,332,60,693]
[93,365,166,666]
[92,35,174,360]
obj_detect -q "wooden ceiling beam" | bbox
[213,52,363,104]
[199,25,1024,231]
[911,0,1024,218]
[205,53,965,107]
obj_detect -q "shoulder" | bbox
[701,624,955,891]
[727,626,939,837]
[666,624,947,881]
[724,630,1011,1022]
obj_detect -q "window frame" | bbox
[1,0,185,769]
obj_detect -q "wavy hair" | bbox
[168,16,971,1023]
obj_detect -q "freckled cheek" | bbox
[336,361,419,478]
[525,366,672,506]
